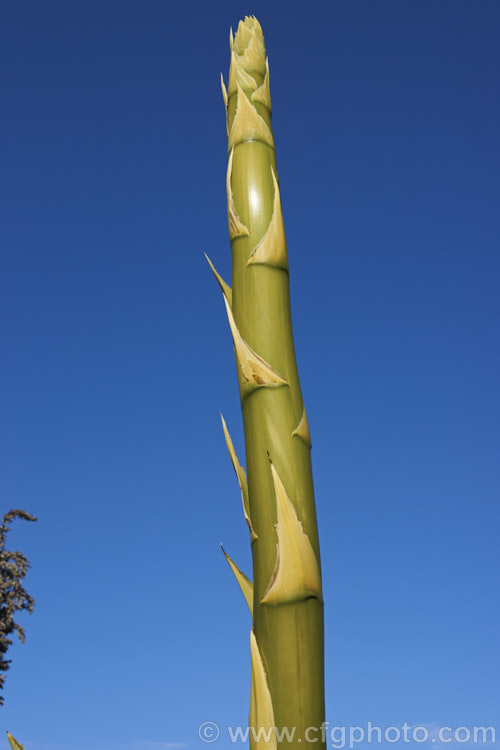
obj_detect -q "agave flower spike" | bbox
[211,16,326,749]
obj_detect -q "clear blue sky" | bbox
[1,1,498,749]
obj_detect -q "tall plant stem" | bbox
[212,17,326,749]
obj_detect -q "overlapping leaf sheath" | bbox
[216,17,326,750]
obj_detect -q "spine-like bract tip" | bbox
[220,414,257,541]
[222,545,254,614]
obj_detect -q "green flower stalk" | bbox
[209,16,325,749]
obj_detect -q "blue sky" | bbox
[1,1,499,749]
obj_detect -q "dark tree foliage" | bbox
[0,510,36,706]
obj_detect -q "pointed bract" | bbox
[7,734,24,750]
[221,74,228,109]
[292,406,312,448]
[220,414,257,540]
[249,631,277,750]
[228,84,274,151]
[228,50,258,98]
[247,167,288,270]
[261,462,322,605]
[227,147,249,240]
[251,58,272,112]
[222,545,253,614]
[223,296,288,399]
[234,19,266,78]
[205,253,232,307]
[234,18,252,54]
